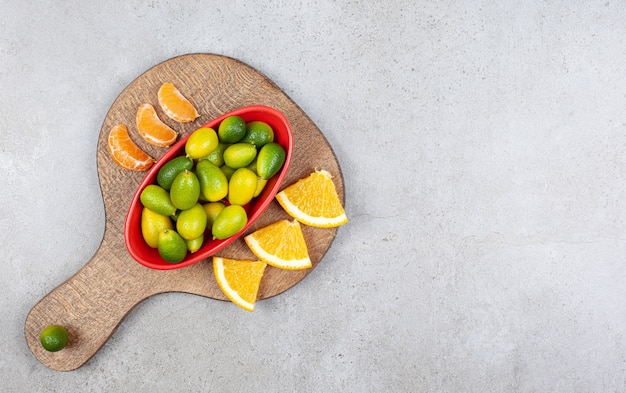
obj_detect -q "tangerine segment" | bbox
[158,82,199,123]
[244,219,312,270]
[275,169,348,228]
[213,257,267,312]
[107,124,155,171]
[136,103,178,147]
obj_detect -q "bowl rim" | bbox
[124,105,293,270]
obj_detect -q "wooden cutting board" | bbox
[24,53,344,371]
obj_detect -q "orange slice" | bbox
[275,169,348,228]
[213,257,267,312]
[107,124,155,171]
[244,219,311,270]
[136,103,178,147]
[157,82,199,123]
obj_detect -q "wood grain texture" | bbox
[24,54,344,371]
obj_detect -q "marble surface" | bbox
[3,1,626,391]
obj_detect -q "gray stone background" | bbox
[2,1,626,392]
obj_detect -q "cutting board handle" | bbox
[24,244,154,371]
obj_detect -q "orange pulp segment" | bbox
[275,169,348,228]
[107,124,155,171]
[157,82,199,123]
[213,257,267,312]
[244,219,311,270]
[136,103,178,147]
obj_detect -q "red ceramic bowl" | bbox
[124,105,293,270]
